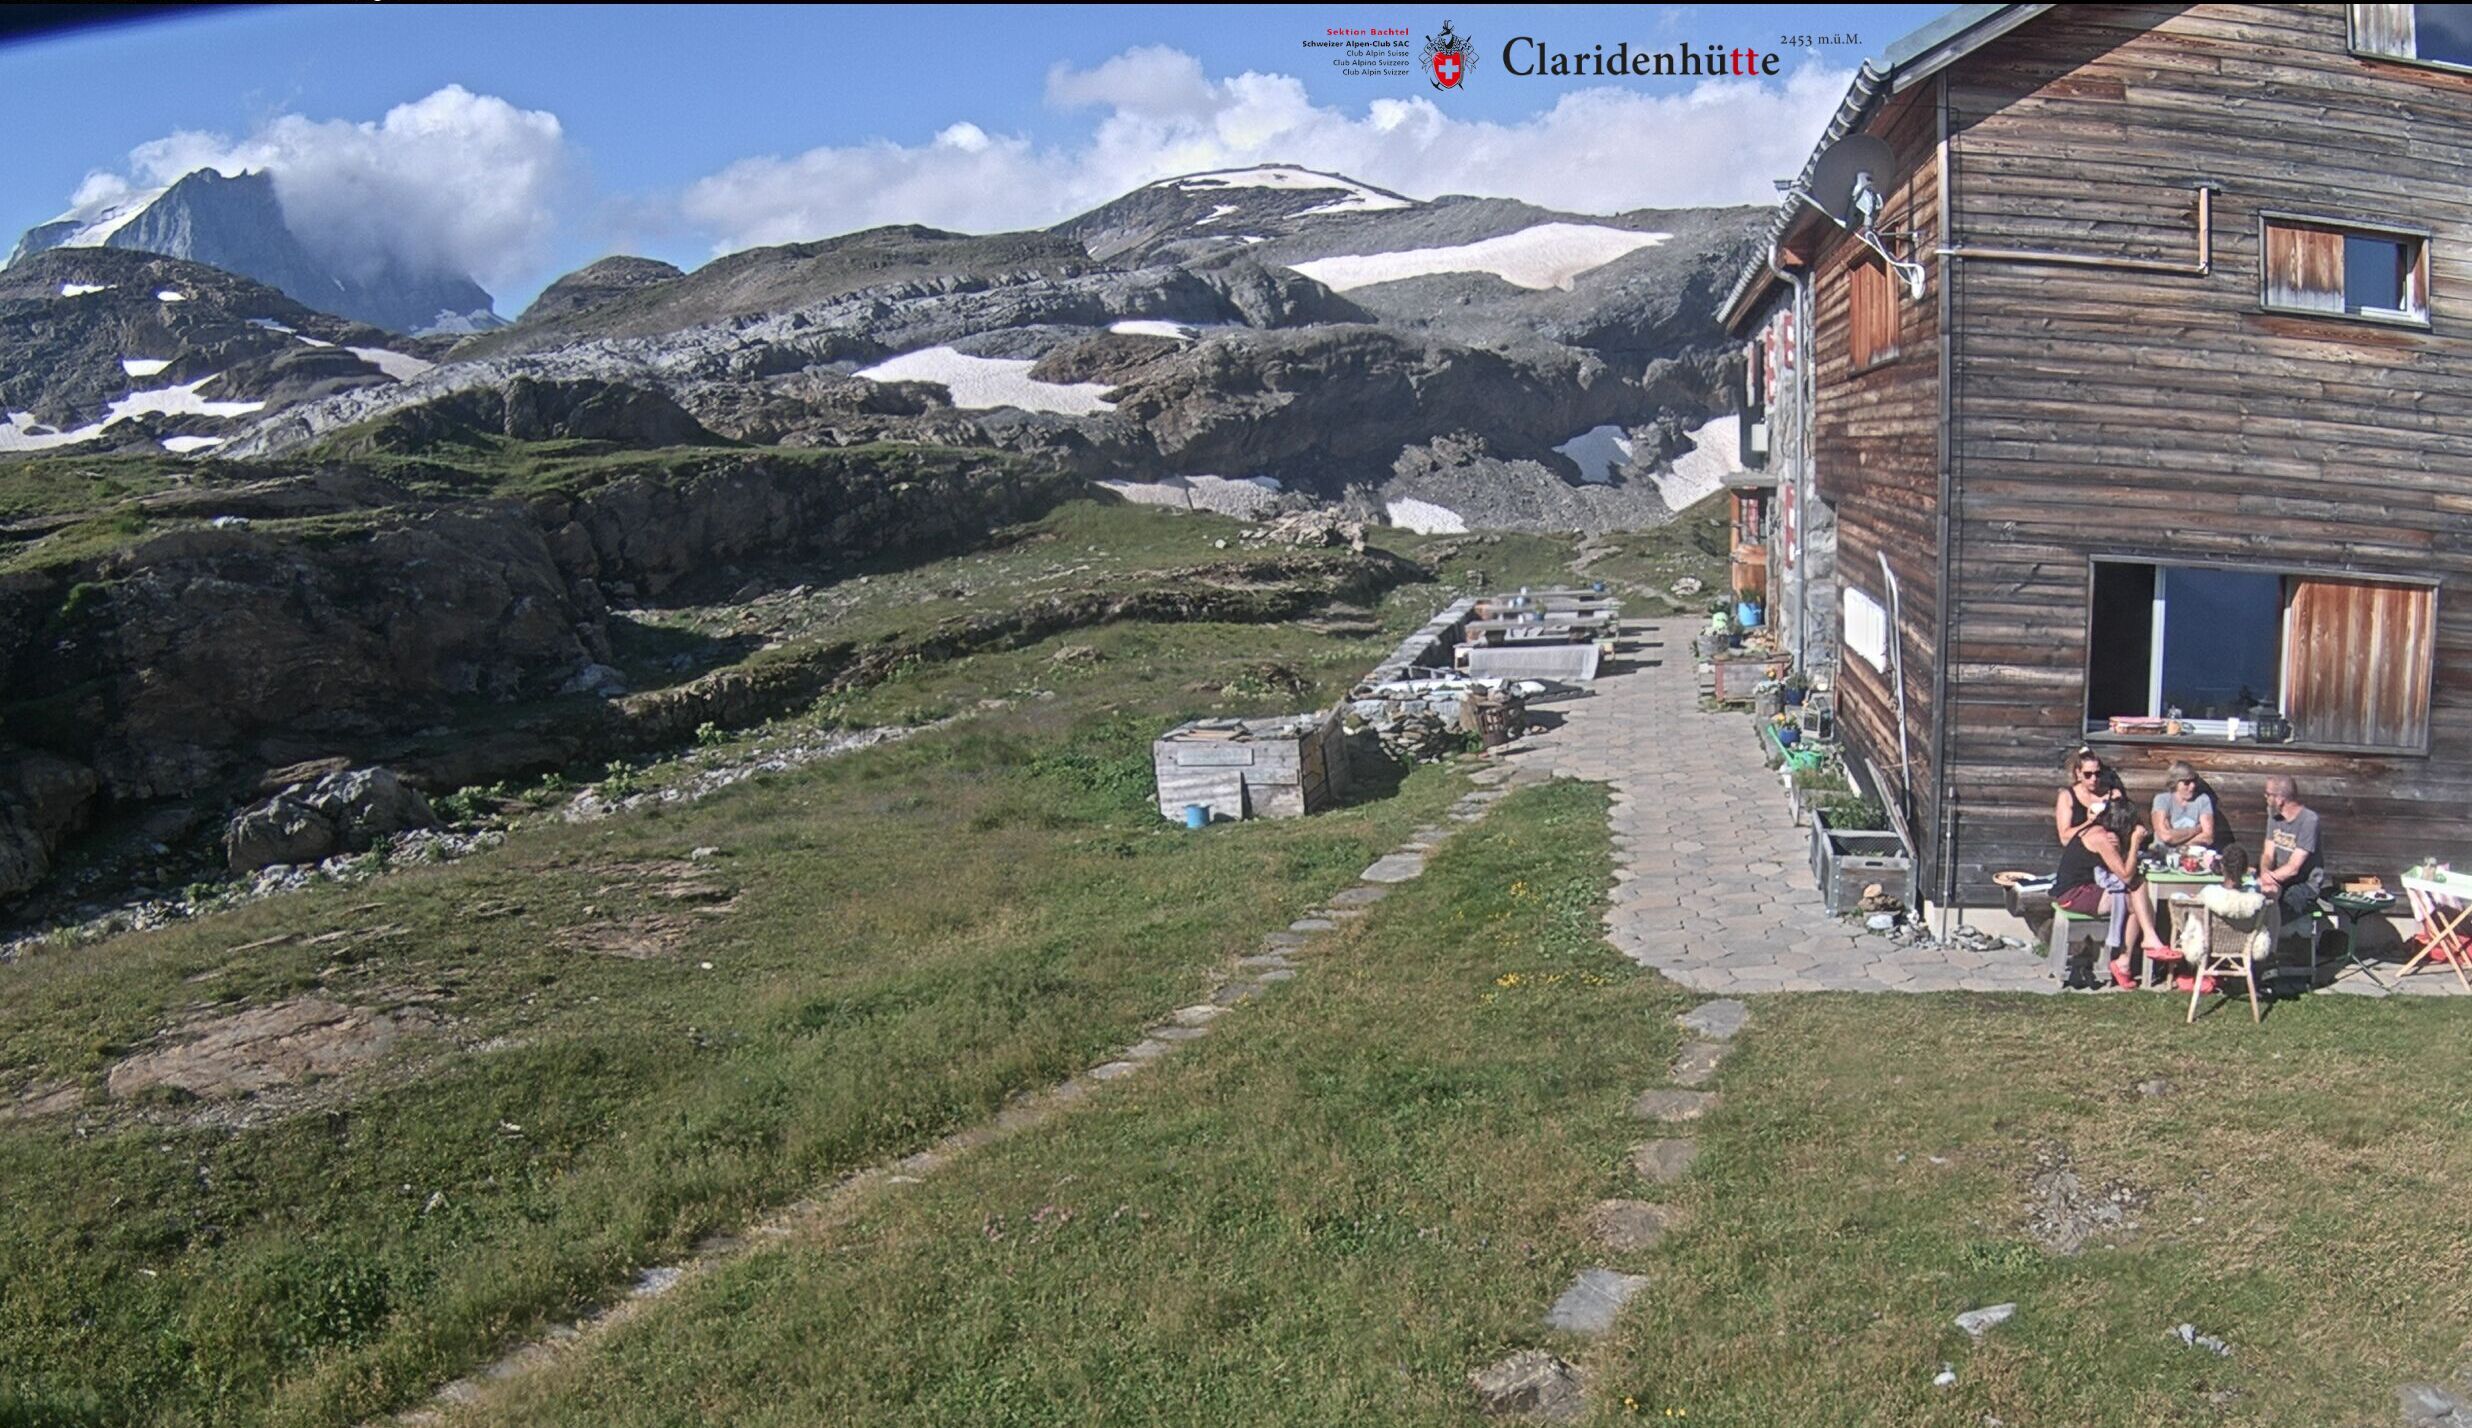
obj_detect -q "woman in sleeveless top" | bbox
[2054,789,2168,989]
[2054,748,2118,849]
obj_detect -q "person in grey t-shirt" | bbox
[2259,775,2325,919]
[2149,760,2218,850]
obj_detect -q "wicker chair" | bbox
[2188,902,2269,1023]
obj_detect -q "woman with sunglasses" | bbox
[2054,747,2123,849]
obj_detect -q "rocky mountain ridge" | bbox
[8,168,501,335]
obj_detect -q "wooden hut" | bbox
[1723,3,2472,907]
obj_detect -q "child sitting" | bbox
[2170,846,2269,992]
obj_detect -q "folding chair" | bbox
[2399,875,2472,992]
[2189,905,2266,1024]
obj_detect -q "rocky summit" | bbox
[7,168,501,336]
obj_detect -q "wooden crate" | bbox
[1153,707,1350,822]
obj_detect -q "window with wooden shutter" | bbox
[2261,216,2429,326]
[1848,256,1898,369]
[2284,577,2436,750]
[2352,4,2472,68]
[2083,560,2436,751]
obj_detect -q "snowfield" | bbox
[1386,497,1469,534]
[1107,319,1199,341]
[1650,415,1743,512]
[1166,167,1413,213]
[58,283,112,297]
[1098,474,1283,519]
[1286,223,1672,293]
[162,435,226,454]
[853,347,1116,415]
[0,376,265,452]
[1556,424,1636,484]
[45,187,166,248]
[156,289,187,302]
[120,358,172,379]
[348,347,435,381]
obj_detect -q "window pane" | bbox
[2344,234,2407,311]
[2159,568,2282,719]
[2086,562,2156,721]
[2417,4,2472,64]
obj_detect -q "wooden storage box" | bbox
[1153,708,1350,821]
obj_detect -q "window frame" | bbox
[2350,3,2472,75]
[2257,211,2434,329]
[2079,554,2440,757]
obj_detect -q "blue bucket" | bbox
[1183,803,1210,830]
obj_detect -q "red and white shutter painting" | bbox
[1765,309,1795,406]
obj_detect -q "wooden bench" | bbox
[2045,905,2107,981]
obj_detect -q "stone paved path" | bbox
[1493,617,2053,995]
[1499,616,2447,998]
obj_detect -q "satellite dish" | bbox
[1805,134,1895,228]
[1793,132,1927,301]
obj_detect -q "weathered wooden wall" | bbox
[1806,83,1948,875]
[1936,3,2472,897]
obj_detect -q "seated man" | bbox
[2259,775,2327,920]
[2149,761,2219,851]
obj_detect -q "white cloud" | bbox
[681,50,1851,251]
[58,85,571,290]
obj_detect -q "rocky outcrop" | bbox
[0,447,1080,842]
[516,256,684,327]
[319,377,720,454]
[223,766,435,872]
[0,747,99,901]
[0,249,436,447]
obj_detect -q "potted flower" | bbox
[1781,669,1811,708]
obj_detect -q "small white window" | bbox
[1843,587,1888,673]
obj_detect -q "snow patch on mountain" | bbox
[1386,497,1468,534]
[59,282,112,297]
[1556,424,1635,484]
[1098,474,1283,519]
[51,187,168,249]
[1167,167,1413,213]
[1287,223,1671,293]
[347,347,435,381]
[162,435,226,454]
[120,358,172,378]
[854,347,1116,415]
[0,377,267,452]
[1650,415,1742,512]
[156,289,187,302]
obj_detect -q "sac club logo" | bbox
[1424,21,1474,90]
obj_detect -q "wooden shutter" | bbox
[2351,4,2418,58]
[2264,222,2345,313]
[1849,258,1899,368]
[2283,577,2436,748]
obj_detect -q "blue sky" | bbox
[0,4,1953,312]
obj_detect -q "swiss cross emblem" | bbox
[1423,22,1474,91]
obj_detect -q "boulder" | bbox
[0,747,100,900]
[225,766,436,872]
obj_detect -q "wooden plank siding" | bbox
[1809,83,1947,873]
[1929,3,2472,899]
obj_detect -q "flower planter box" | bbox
[1808,808,1912,914]
[1710,654,1789,704]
